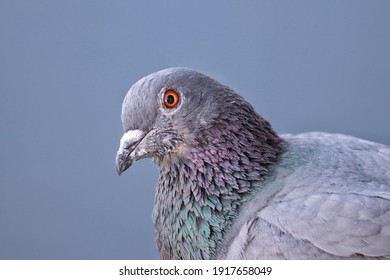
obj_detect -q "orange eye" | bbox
[163,90,179,108]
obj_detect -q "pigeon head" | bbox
[116,67,282,175]
[116,67,285,259]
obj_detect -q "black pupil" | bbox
[166,94,175,104]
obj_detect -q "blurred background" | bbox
[1,0,389,259]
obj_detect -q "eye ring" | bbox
[163,90,180,109]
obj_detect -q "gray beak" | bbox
[115,129,146,175]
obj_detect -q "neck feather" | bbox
[153,114,284,259]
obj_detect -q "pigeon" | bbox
[115,67,390,259]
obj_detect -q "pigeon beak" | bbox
[115,129,146,175]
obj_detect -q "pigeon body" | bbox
[116,67,390,259]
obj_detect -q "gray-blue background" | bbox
[1,0,389,259]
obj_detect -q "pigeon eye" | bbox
[164,90,179,109]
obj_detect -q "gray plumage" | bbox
[116,67,390,259]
